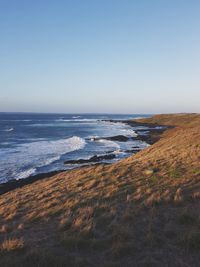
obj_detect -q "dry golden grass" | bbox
[0,114,199,266]
[0,238,24,252]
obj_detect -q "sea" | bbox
[0,113,150,184]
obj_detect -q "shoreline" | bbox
[1,114,199,266]
[0,118,168,195]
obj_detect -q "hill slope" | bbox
[0,114,199,267]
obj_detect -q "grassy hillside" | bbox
[0,114,199,267]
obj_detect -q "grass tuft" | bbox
[0,237,24,253]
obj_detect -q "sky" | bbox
[0,0,200,114]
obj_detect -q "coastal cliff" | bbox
[0,114,199,267]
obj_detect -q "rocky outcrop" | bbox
[65,154,116,164]
[90,135,130,142]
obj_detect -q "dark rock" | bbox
[65,154,116,165]
[102,119,161,128]
[94,135,129,142]
[105,135,129,142]
[102,119,169,145]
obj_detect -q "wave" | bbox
[103,121,125,126]
[113,149,125,155]
[17,168,36,180]
[72,116,81,119]
[39,155,61,167]
[0,136,86,180]
[18,136,86,159]
[87,135,99,141]
[55,119,72,122]
[1,142,10,145]
[121,129,137,137]
[96,139,120,149]
[17,156,62,180]
[1,119,32,122]
[101,121,138,136]
[55,118,98,123]
[3,128,14,132]
[75,119,97,122]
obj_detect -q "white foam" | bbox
[100,120,138,138]
[72,116,81,119]
[0,136,86,180]
[3,128,14,132]
[28,123,57,127]
[1,119,32,122]
[55,119,71,122]
[55,118,97,123]
[113,149,124,155]
[17,155,62,180]
[40,155,61,167]
[1,142,10,145]
[88,135,99,141]
[121,129,137,137]
[17,168,36,180]
[75,119,97,122]
[18,136,86,159]
[97,139,120,149]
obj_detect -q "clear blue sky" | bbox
[0,0,200,113]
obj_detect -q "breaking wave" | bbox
[3,128,14,132]
[55,118,98,123]
[0,136,86,181]
[17,168,36,180]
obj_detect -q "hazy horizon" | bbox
[0,110,198,115]
[1,0,200,114]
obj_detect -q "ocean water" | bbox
[0,113,150,183]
